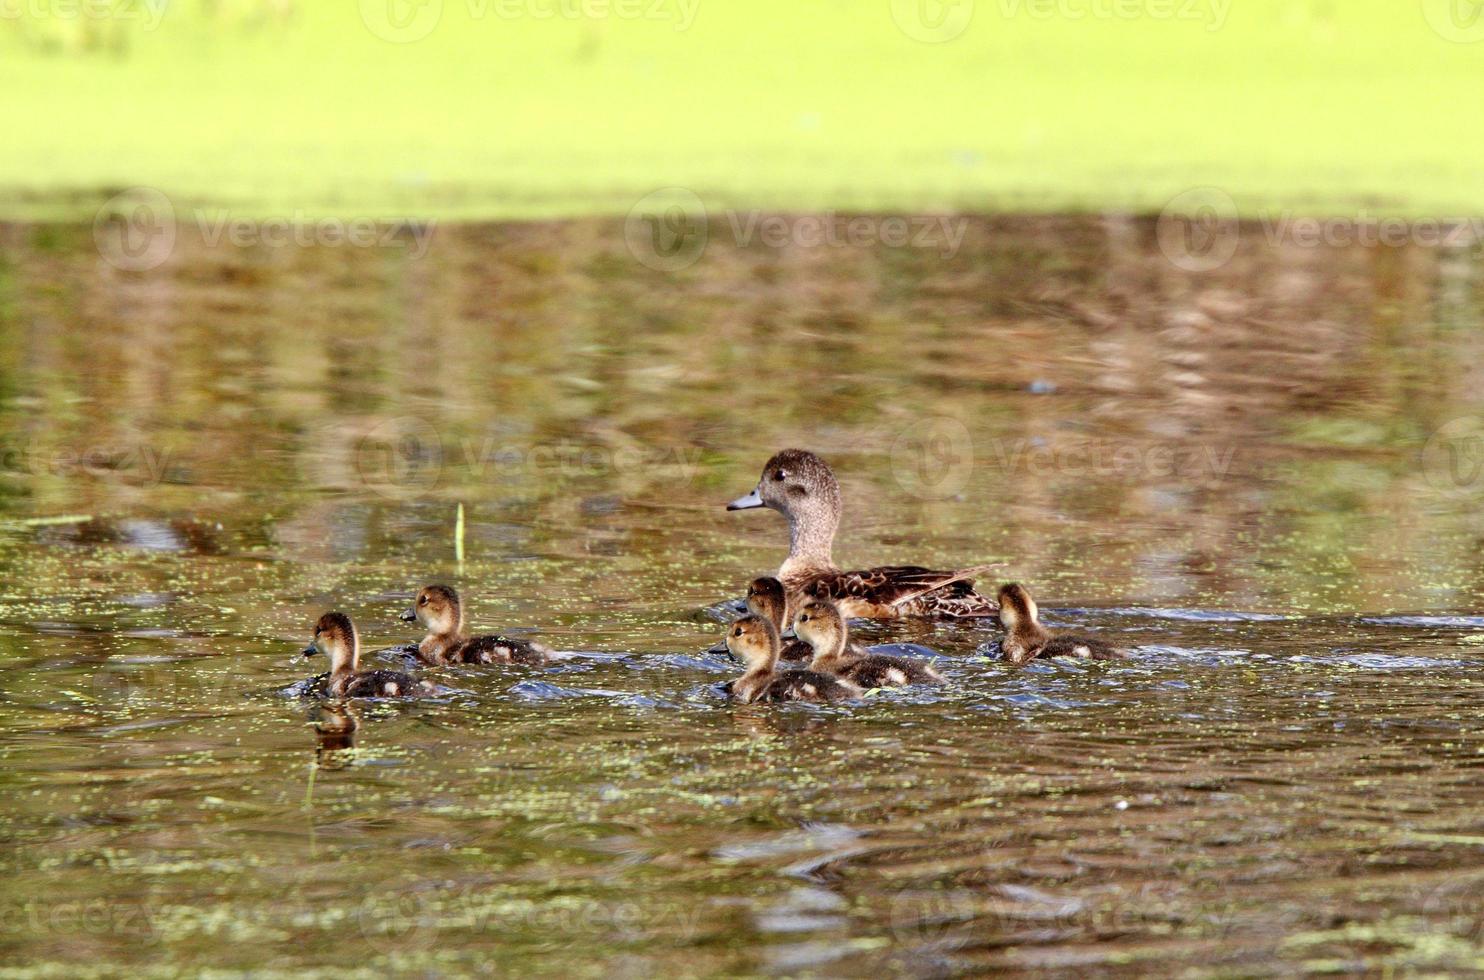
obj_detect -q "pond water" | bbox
[1,216,1483,975]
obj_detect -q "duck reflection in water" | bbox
[312,703,360,767]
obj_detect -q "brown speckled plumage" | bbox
[403,584,553,666]
[793,599,943,688]
[302,611,432,699]
[729,449,998,620]
[724,614,861,704]
[997,583,1125,666]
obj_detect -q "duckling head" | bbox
[727,449,842,564]
[793,598,847,657]
[996,583,1040,630]
[745,576,789,632]
[303,612,359,675]
[402,584,462,636]
[725,613,781,670]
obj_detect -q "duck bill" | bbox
[399,607,417,623]
[727,487,764,511]
[301,643,318,659]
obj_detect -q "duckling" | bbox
[724,614,861,704]
[728,449,998,620]
[400,584,552,666]
[302,612,433,698]
[793,599,943,688]
[744,576,814,663]
[997,583,1125,666]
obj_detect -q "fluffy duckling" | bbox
[728,449,998,620]
[302,612,433,698]
[401,584,552,666]
[745,576,814,663]
[724,614,861,704]
[793,599,943,688]
[997,583,1125,666]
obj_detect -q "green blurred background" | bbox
[1,0,1481,220]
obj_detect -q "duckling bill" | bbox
[303,612,433,698]
[794,599,943,688]
[402,584,552,666]
[997,583,1125,666]
[724,614,860,704]
[729,449,998,620]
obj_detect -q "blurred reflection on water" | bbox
[0,216,1482,975]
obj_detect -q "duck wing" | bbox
[1043,635,1125,660]
[455,635,552,666]
[764,670,861,702]
[341,669,429,698]
[807,564,1000,620]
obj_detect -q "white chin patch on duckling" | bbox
[886,668,908,686]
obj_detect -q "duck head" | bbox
[727,449,842,572]
[996,582,1040,631]
[793,598,848,659]
[303,611,360,676]
[745,576,789,634]
[402,584,463,637]
[725,613,781,672]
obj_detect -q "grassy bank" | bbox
[1,1,1481,220]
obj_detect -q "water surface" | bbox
[1,217,1483,975]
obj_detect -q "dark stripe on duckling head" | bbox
[745,576,788,631]
[995,582,1038,629]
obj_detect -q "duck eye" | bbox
[419,596,428,605]
[773,469,787,481]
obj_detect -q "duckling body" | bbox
[402,585,552,667]
[728,449,997,620]
[794,599,943,688]
[302,612,433,699]
[725,614,861,704]
[744,576,816,663]
[997,583,1125,666]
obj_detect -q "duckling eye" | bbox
[773,468,787,481]
[419,595,428,605]
[732,626,743,637]
[799,614,810,622]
